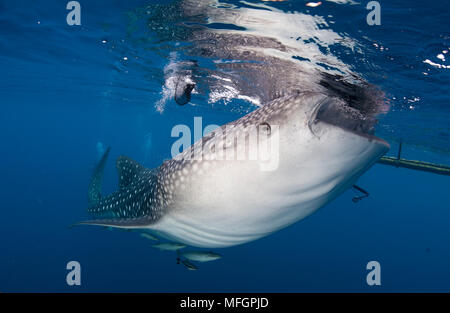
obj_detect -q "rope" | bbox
[377,156,450,176]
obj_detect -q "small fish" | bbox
[180,251,221,262]
[152,242,186,251]
[140,233,159,241]
[181,259,198,271]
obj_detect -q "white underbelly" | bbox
[151,159,356,248]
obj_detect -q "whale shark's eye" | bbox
[258,122,271,136]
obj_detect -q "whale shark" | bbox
[79,0,390,248]
[81,91,389,248]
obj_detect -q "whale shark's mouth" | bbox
[315,74,387,143]
[315,96,377,138]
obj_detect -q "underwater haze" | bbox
[1,0,449,292]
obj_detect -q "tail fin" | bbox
[88,147,111,206]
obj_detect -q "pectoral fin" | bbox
[75,216,154,229]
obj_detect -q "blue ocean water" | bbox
[0,0,449,292]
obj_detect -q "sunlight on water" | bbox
[112,0,450,160]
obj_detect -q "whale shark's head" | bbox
[258,90,389,189]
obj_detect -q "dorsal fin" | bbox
[116,156,145,189]
[88,147,111,205]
